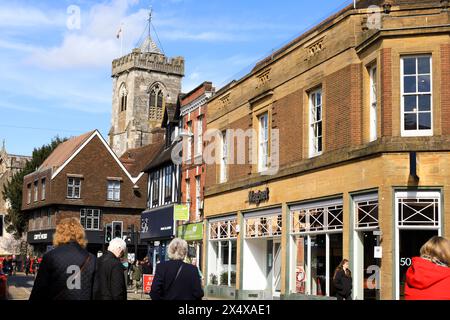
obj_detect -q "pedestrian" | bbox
[405,236,450,300]
[25,256,30,276]
[191,257,203,281]
[131,260,142,294]
[333,259,352,300]
[11,255,17,276]
[150,238,204,300]
[93,238,128,300]
[141,257,152,275]
[29,218,96,300]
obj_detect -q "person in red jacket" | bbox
[405,236,450,300]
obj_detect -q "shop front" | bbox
[205,215,238,299]
[141,205,176,274]
[177,222,204,268]
[242,207,283,299]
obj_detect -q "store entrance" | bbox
[362,231,380,300]
[398,229,437,300]
[270,240,281,297]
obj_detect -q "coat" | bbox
[150,259,204,300]
[93,251,127,300]
[132,265,142,281]
[333,269,352,299]
[405,257,450,300]
[29,242,96,300]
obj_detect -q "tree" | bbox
[2,136,67,238]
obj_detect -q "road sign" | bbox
[143,274,154,294]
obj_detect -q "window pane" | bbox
[68,186,73,197]
[404,95,417,112]
[404,76,416,93]
[404,113,417,131]
[418,75,431,92]
[418,95,431,112]
[310,234,326,296]
[418,113,432,130]
[418,57,430,74]
[403,58,416,75]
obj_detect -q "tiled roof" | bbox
[119,137,165,177]
[38,131,95,172]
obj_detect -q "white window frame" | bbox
[220,130,228,183]
[186,121,192,162]
[400,55,433,137]
[195,175,201,220]
[33,181,38,202]
[80,209,101,231]
[309,88,323,158]
[369,65,378,142]
[67,178,81,199]
[258,112,269,172]
[107,180,121,201]
[354,193,379,231]
[27,184,31,204]
[41,178,46,201]
[196,117,203,157]
[185,178,191,214]
[394,190,441,300]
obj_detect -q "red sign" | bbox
[143,274,154,294]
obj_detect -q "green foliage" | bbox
[220,271,236,286]
[209,273,218,285]
[2,136,67,238]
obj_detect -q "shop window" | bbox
[355,199,379,230]
[401,55,432,137]
[396,191,440,299]
[292,202,343,233]
[245,214,282,239]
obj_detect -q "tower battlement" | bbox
[112,49,185,77]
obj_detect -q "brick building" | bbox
[22,130,161,257]
[203,0,450,300]
[178,82,215,271]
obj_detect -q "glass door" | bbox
[272,241,282,297]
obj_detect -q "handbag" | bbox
[54,254,92,300]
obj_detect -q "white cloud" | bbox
[0,5,65,28]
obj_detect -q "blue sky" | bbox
[0,0,354,156]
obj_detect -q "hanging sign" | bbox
[374,246,383,259]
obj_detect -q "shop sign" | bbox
[177,223,204,241]
[374,246,382,259]
[248,188,270,205]
[141,206,175,240]
[143,274,154,294]
[174,205,189,221]
[27,230,54,244]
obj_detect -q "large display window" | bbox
[395,191,441,300]
[290,199,343,297]
[207,216,238,287]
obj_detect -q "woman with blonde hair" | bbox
[405,236,450,300]
[150,238,203,300]
[29,218,96,300]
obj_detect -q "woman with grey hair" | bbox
[150,238,204,300]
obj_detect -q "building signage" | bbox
[177,223,204,241]
[248,188,270,205]
[143,274,154,294]
[141,206,175,241]
[27,230,55,244]
[174,205,189,221]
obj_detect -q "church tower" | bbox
[109,11,184,157]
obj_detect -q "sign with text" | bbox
[177,223,204,241]
[174,205,189,221]
[248,188,270,205]
[143,274,154,294]
[141,206,175,240]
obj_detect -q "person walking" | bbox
[93,238,128,300]
[333,259,352,300]
[150,238,203,300]
[141,257,152,275]
[29,218,96,300]
[405,236,450,300]
[25,256,30,276]
[131,260,142,294]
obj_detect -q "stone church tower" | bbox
[109,22,184,157]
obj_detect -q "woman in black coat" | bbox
[29,218,96,300]
[150,238,203,300]
[332,259,352,300]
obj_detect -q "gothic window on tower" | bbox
[149,84,165,120]
[119,84,127,112]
